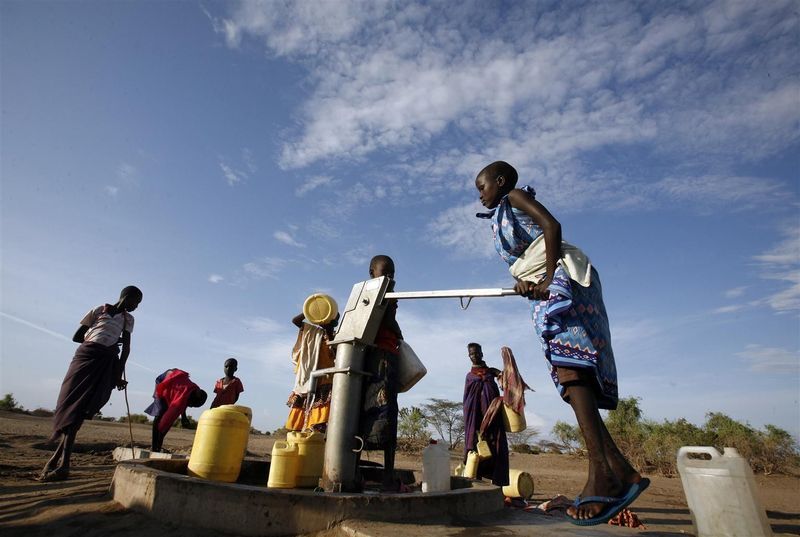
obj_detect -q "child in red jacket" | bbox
[144,369,206,452]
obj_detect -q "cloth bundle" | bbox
[509,235,593,287]
[478,347,532,434]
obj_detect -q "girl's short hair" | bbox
[478,161,518,188]
[120,285,143,300]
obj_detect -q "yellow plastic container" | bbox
[476,433,492,460]
[218,404,252,425]
[303,293,338,325]
[187,407,250,483]
[502,404,526,433]
[464,450,479,478]
[454,463,465,477]
[217,404,252,459]
[502,469,535,498]
[267,441,299,489]
[287,431,325,488]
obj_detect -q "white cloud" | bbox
[736,345,799,374]
[296,175,334,197]
[753,226,800,313]
[242,148,257,173]
[104,162,138,197]
[274,230,306,248]
[242,257,286,279]
[241,316,284,333]
[214,0,388,54]
[0,312,71,342]
[218,149,259,186]
[216,1,797,175]
[713,304,747,314]
[340,246,376,267]
[219,160,246,186]
[212,0,799,225]
[724,286,747,299]
[427,201,501,259]
[655,174,786,210]
[117,162,136,181]
[208,274,224,284]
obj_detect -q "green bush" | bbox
[753,424,797,475]
[397,406,430,453]
[544,396,800,476]
[271,427,289,439]
[0,393,23,412]
[536,440,567,454]
[641,418,706,476]
[118,413,151,424]
[29,407,54,418]
[605,397,648,471]
[396,436,429,453]
[551,421,583,454]
[176,415,198,429]
[703,412,760,462]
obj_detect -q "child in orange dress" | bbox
[210,358,244,408]
[285,311,339,432]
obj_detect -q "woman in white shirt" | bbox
[38,285,142,482]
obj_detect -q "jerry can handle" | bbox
[677,446,721,462]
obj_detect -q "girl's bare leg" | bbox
[564,384,624,520]
[57,428,77,472]
[598,418,641,485]
[39,427,76,481]
[40,435,66,478]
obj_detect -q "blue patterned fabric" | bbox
[480,186,618,409]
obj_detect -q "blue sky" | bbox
[1,0,798,441]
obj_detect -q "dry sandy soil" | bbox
[1,410,798,536]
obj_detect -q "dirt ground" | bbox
[1,410,798,536]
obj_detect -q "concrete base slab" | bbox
[335,509,652,537]
[112,446,187,461]
[111,459,504,537]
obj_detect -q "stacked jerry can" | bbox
[267,431,325,489]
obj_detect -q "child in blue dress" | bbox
[475,161,648,525]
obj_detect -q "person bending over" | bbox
[144,368,206,452]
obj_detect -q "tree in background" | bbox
[0,393,23,412]
[641,418,705,476]
[175,415,198,430]
[397,406,429,452]
[118,414,150,424]
[552,420,582,454]
[605,397,648,470]
[271,427,289,439]
[421,398,464,450]
[757,424,798,475]
[601,402,799,476]
[703,412,798,475]
[507,426,540,453]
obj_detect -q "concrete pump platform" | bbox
[110,458,505,536]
